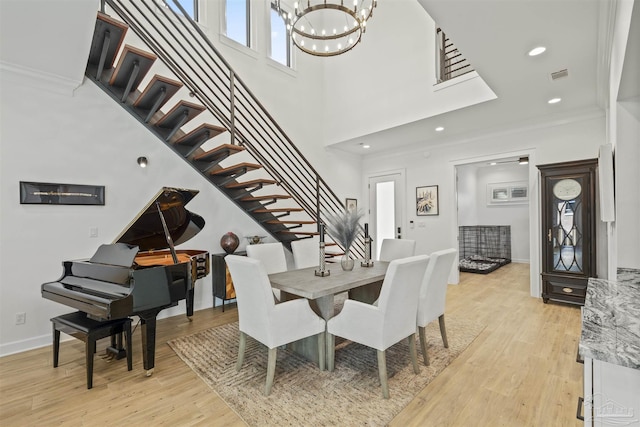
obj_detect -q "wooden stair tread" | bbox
[87,12,128,69]
[253,207,304,213]
[225,179,277,189]
[109,44,156,89]
[193,143,244,162]
[155,100,205,129]
[240,194,291,202]
[134,75,183,110]
[210,163,262,176]
[175,124,227,148]
[266,220,317,225]
[279,231,318,236]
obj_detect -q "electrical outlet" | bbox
[15,312,26,325]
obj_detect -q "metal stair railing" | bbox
[436,28,474,83]
[103,0,364,257]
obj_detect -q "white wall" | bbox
[457,163,530,262]
[610,0,640,270]
[361,114,606,290]
[0,0,369,356]
[321,0,496,146]
[198,0,363,201]
[0,72,270,355]
[615,100,640,269]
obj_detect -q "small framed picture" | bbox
[19,181,105,205]
[345,198,357,213]
[416,185,439,216]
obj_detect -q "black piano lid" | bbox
[113,187,205,251]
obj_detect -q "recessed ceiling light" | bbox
[362,144,370,149]
[435,126,444,132]
[490,162,497,166]
[528,46,546,56]
[548,97,562,104]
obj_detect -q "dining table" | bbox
[269,261,389,367]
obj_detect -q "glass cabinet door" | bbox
[548,178,584,274]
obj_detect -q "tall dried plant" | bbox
[323,209,364,253]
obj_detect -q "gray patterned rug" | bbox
[168,316,484,426]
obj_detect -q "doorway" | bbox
[367,170,405,260]
[452,152,540,298]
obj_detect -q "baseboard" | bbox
[0,333,52,358]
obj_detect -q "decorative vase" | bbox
[341,248,355,271]
[220,232,239,254]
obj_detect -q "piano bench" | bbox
[51,312,133,389]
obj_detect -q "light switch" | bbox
[90,227,98,238]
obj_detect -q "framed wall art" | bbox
[20,181,105,205]
[416,185,439,216]
[345,198,357,213]
[487,181,528,205]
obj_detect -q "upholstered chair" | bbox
[378,238,416,262]
[326,255,430,399]
[291,236,320,269]
[417,248,458,366]
[246,242,287,301]
[225,255,326,396]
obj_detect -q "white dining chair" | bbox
[378,238,416,262]
[350,238,417,304]
[291,236,320,269]
[225,255,326,396]
[246,242,287,301]
[417,248,458,366]
[326,255,430,399]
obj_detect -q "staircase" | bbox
[86,1,363,257]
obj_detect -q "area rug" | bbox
[168,316,484,426]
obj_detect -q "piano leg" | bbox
[138,311,159,376]
[186,288,194,319]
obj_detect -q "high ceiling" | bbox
[331,0,611,155]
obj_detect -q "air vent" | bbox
[551,69,569,80]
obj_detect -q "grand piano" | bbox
[42,187,210,375]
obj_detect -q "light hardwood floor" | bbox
[0,263,583,426]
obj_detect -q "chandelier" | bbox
[277,0,377,57]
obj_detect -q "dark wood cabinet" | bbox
[538,159,597,305]
[211,252,245,311]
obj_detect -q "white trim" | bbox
[266,56,297,77]
[218,34,260,59]
[0,333,51,358]
[433,71,480,92]
[596,0,617,109]
[0,61,83,96]
[451,149,541,299]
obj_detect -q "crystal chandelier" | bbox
[277,0,377,57]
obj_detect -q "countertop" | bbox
[578,268,640,370]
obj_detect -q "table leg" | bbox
[283,293,335,370]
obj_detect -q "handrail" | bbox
[104,0,364,257]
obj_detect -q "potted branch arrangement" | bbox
[323,209,364,271]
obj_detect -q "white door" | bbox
[368,172,404,260]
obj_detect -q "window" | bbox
[270,2,291,67]
[165,0,198,21]
[225,0,251,47]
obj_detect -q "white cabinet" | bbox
[583,358,640,426]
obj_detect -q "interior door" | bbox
[368,172,404,260]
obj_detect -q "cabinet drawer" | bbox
[547,280,587,299]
